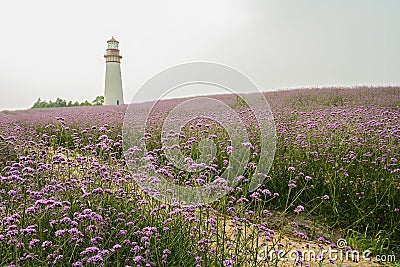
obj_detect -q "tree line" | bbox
[32,96,104,108]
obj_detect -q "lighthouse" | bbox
[104,36,124,105]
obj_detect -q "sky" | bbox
[0,0,399,110]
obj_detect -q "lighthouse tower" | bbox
[104,36,124,105]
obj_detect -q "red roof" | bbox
[107,36,119,43]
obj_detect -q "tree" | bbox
[92,95,104,106]
[55,98,67,107]
[80,100,92,106]
[32,98,42,108]
[32,97,100,108]
[32,98,49,108]
[47,100,54,108]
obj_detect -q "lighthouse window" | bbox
[109,42,118,49]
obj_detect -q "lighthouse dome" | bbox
[107,36,119,43]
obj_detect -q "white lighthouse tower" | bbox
[104,36,124,105]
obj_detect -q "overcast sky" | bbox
[0,0,399,110]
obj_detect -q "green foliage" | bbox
[92,95,104,106]
[32,96,104,108]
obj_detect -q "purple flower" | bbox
[206,217,217,225]
[41,241,52,249]
[21,226,37,236]
[133,256,144,262]
[29,239,40,248]
[25,207,36,215]
[8,190,16,197]
[294,205,305,214]
[118,229,127,235]
[250,192,260,200]
[55,229,66,237]
[262,189,272,195]
[80,246,100,256]
[113,244,121,249]
[223,259,235,266]
[242,142,254,149]
[92,188,104,194]
[72,262,84,267]
[87,255,103,264]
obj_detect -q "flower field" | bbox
[0,87,399,266]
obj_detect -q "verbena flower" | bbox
[294,205,305,214]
